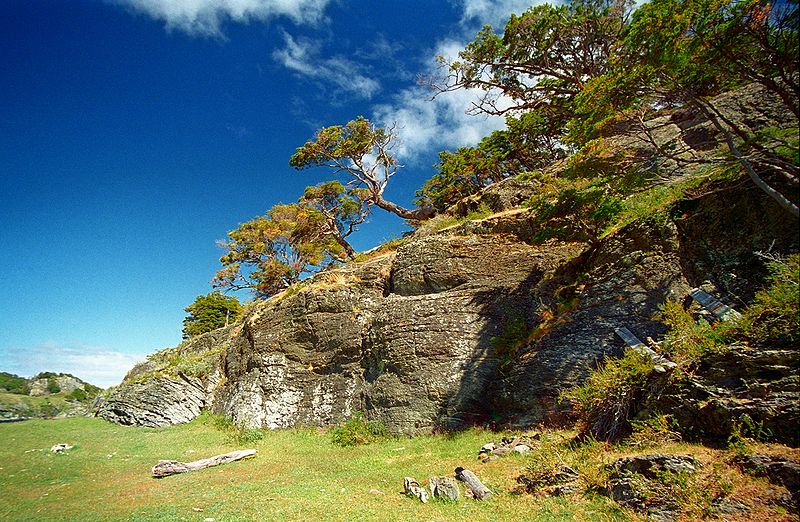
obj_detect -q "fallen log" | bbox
[152,449,257,478]
[455,467,492,500]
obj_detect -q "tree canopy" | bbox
[290,116,435,221]
[431,0,631,120]
[213,203,344,298]
[421,0,798,216]
[182,292,243,339]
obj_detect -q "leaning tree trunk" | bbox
[696,100,799,218]
[373,194,437,221]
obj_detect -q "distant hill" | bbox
[0,371,103,421]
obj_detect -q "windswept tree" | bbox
[290,116,435,221]
[213,203,343,298]
[182,292,243,339]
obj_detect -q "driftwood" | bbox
[403,477,429,503]
[615,327,677,373]
[152,449,257,478]
[455,467,492,500]
[689,288,742,322]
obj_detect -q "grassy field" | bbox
[0,416,795,521]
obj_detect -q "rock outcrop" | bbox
[98,179,798,435]
[98,84,799,440]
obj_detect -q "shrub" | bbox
[658,301,727,368]
[562,349,655,441]
[330,412,391,447]
[729,254,799,346]
[491,312,529,367]
[465,201,494,221]
[0,372,29,394]
[627,414,682,448]
[526,181,624,245]
[67,388,87,402]
[46,378,61,394]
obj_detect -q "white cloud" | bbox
[455,0,541,26]
[114,0,331,36]
[369,1,554,162]
[273,32,381,100]
[371,38,509,163]
[1,342,146,389]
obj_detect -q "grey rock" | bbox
[98,84,799,440]
[712,498,749,515]
[97,376,208,428]
[610,454,697,479]
[429,476,460,501]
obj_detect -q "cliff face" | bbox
[98,84,799,439]
[98,183,797,435]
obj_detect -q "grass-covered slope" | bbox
[1,416,796,521]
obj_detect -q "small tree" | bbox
[416,110,569,211]
[290,116,435,221]
[182,292,244,338]
[213,203,343,298]
[299,181,370,259]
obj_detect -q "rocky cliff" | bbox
[98,85,799,442]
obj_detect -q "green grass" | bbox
[0,417,635,522]
[0,392,72,417]
[2,416,795,521]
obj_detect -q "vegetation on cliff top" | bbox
[206,0,796,303]
[182,292,243,339]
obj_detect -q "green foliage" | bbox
[658,301,727,367]
[627,414,682,448]
[728,414,772,454]
[84,383,102,398]
[416,111,568,212]
[66,388,87,402]
[46,378,61,394]
[526,178,624,245]
[329,412,391,447]
[197,411,267,444]
[0,372,29,395]
[729,254,800,346]
[490,312,529,367]
[213,203,344,298]
[562,349,655,441]
[34,371,59,379]
[290,116,390,173]
[182,292,243,339]
[299,180,370,259]
[465,202,494,221]
[436,0,629,118]
[290,117,429,220]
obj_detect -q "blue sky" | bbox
[0,0,533,387]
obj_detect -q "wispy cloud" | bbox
[454,0,537,26]
[1,342,146,389]
[370,1,548,162]
[114,0,332,37]
[273,31,381,100]
[371,39,508,163]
